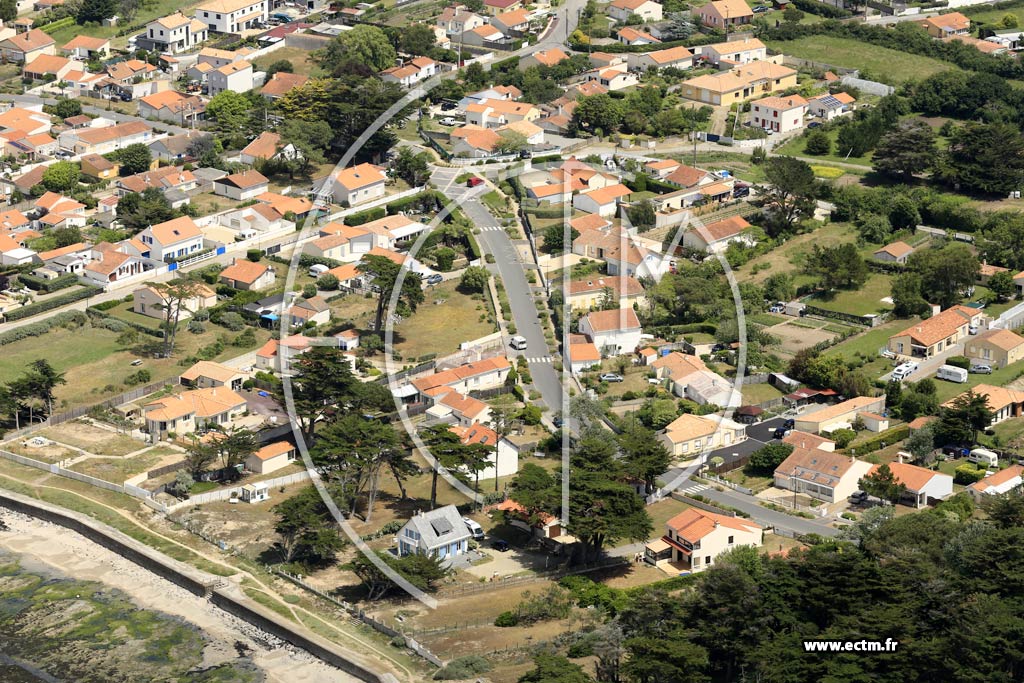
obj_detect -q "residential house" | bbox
[380,57,437,87]
[80,153,119,180]
[782,430,836,452]
[683,215,755,253]
[696,0,753,28]
[627,45,694,72]
[572,183,632,217]
[436,6,485,34]
[457,84,521,110]
[490,8,532,34]
[873,240,914,264]
[567,275,645,311]
[409,356,512,401]
[617,26,660,46]
[286,295,330,327]
[582,63,639,91]
[148,132,209,163]
[213,169,269,201]
[944,384,1024,425]
[138,90,205,125]
[180,360,246,390]
[143,387,247,440]
[207,59,254,96]
[330,163,387,206]
[807,91,855,120]
[572,223,665,280]
[793,395,887,435]
[696,38,767,66]
[132,283,217,320]
[239,131,296,165]
[965,328,1024,369]
[81,242,145,285]
[450,125,502,158]
[607,0,663,23]
[256,191,313,220]
[482,0,522,16]
[0,29,55,64]
[23,54,79,81]
[219,258,277,291]
[58,120,152,155]
[978,262,1009,285]
[680,61,798,106]
[645,507,762,573]
[871,460,953,507]
[774,446,874,503]
[61,35,110,60]
[461,24,505,46]
[518,48,570,70]
[309,225,377,261]
[255,334,315,373]
[117,167,196,207]
[495,499,562,540]
[659,412,747,458]
[246,441,296,475]
[260,71,308,100]
[750,94,808,134]
[945,33,1008,55]
[132,216,204,262]
[967,464,1024,500]
[465,99,541,128]
[144,13,208,53]
[35,192,86,229]
[424,387,491,425]
[569,339,602,374]
[196,0,268,33]
[450,423,519,480]
[578,307,642,356]
[918,12,969,38]
[0,106,52,136]
[0,130,57,161]
[887,305,984,359]
[397,505,471,560]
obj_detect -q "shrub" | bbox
[187,320,206,334]
[954,464,986,485]
[94,317,129,333]
[317,273,340,290]
[4,287,102,321]
[494,611,519,627]
[0,310,87,346]
[828,428,857,449]
[218,312,245,331]
[946,355,970,370]
[433,655,492,680]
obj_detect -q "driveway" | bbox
[880,342,962,382]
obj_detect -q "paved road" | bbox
[431,165,566,419]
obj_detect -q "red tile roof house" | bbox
[329,162,387,207]
[408,356,512,401]
[682,215,755,254]
[578,307,642,356]
[218,258,277,291]
[868,459,953,508]
[644,507,762,574]
[131,215,203,262]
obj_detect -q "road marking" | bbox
[526,356,552,363]
[679,482,709,494]
[478,226,504,232]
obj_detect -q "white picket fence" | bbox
[164,470,311,512]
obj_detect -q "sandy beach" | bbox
[0,512,362,683]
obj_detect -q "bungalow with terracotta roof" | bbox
[680,61,798,106]
[965,328,1024,369]
[450,125,501,158]
[287,295,330,327]
[793,395,887,435]
[967,464,1024,500]
[451,423,520,480]
[782,430,836,452]
[138,90,205,125]
[774,446,873,503]
[572,183,632,217]
[627,45,693,72]
[81,242,145,286]
[132,282,216,320]
[617,26,660,46]
[873,240,914,264]
[918,11,969,38]
[58,120,152,155]
[495,498,562,539]
[144,386,247,440]
[329,163,387,207]
[578,307,642,356]
[260,71,308,100]
[0,107,52,137]
[407,356,512,401]
[180,360,246,390]
[219,258,277,291]
[644,506,761,573]
[568,339,602,374]
[696,0,753,28]
[465,98,541,128]
[307,223,376,261]
[255,334,319,374]
[133,215,204,262]
[246,441,297,475]
[867,459,952,507]
[461,23,506,46]
[482,0,522,16]
[425,388,492,426]
[23,54,78,81]
[608,0,662,22]
[518,47,569,70]
[380,56,437,88]
[240,131,298,165]
[944,383,1024,425]
[683,215,756,254]
[213,169,269,201]
[61,35,110,60]
[0,29,55,64]
[695,37,767,66]
[490,8,532,34]
[887,305,984,359]
[567,275,645,311]
[807,91,856,120]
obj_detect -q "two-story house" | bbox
[397,505,472,561]
[132,216,204,262]
[645,507,762,573]
[578,307,642,356]
[144,13,209,53]
[196,0,268,33]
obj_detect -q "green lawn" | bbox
[741,382,784,405]
[68,452,165,483]
[808,272,894,317]
[391,280,496,361]
[252,47,321,79]
[736,221,857,284]
[933,361,1024,404]
[765,36,955,83]
[774,127,874,167]
[45,0,203,48]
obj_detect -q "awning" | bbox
[661,535,692,555]
[645,538,670,553]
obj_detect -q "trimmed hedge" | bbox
[848,425,911,455]
[4,286,101,322]
[344,206,387,226]
[0,310,87,346]
[18,272,79,293]
[792,0,852,18]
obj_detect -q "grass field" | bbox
[252,47,321,79]
[808,272,894,316]
[741,382,785,405]
[391,280,495,360]
[736,221,857,284]
[68,452,166,483]
[765,37,954,83]
[44,0,203,48]
[774,127,874,167]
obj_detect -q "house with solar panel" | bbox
[807,91,856,121]
[397,505,472,561]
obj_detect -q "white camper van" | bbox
[968,448,999,468]
[936,364,969,383]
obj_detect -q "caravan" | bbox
[936,365,969,383]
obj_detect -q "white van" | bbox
[509,335,528,351]
[891,362,919,381]
[308,263,329,277]
[936,364,969,383]
[968,448,999,468]
[463,517,484,540]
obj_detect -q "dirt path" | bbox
[0,471,419,683]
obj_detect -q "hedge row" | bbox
[0,310,87,346]
[848,425,911,456]
[86,307,164,338]
[344,206,387,226]
[792,0,852,18]
[4,286,101,322]
[575,31,723,54]
[18,272,79,293]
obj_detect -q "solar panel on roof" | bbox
[431,518,454,536]
[818,95,843,109]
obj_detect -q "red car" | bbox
[466,176,484,187]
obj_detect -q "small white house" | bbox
[240,481,269,503]
[246,441,297,475]
[397,505,471,561]
[578,307,642,356]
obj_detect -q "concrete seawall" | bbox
[0,488,397,683]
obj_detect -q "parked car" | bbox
[733,185,751,199]
[492,539,510,552]
[425,273,443,285]
[769,304,784,313]
[942,444,970,458]
[782,418,795,430]
[440,101,457,111]
[849,490,868,504]
[970,363,993,374]
[600,373,624,383]
[773,427,791,439]
[753,4,771,11]
[807,121,822,129]
[439,117,457,126]
[466,176,484,187]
